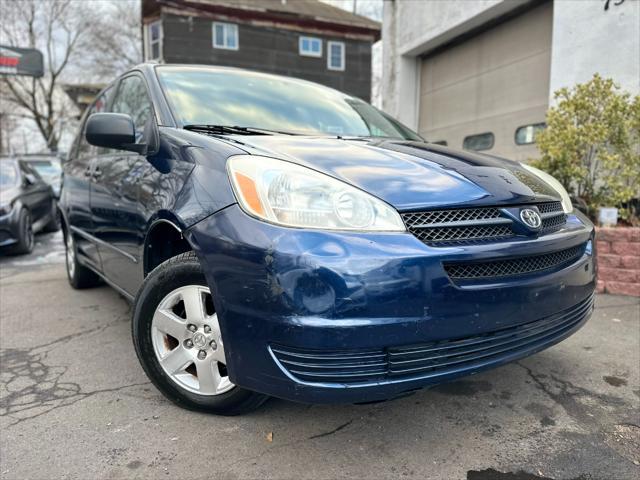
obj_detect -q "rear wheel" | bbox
[8,209,34,255]
[132,251,268,415]
[65,232,101,288]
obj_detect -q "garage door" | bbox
[418,2,553,161]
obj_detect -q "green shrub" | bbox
[532,74,640,223]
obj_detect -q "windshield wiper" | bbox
[183,124,299,136]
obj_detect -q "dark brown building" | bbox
[141,0,380,101]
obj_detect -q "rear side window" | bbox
[111,75,153,143]
[463,132,494,151]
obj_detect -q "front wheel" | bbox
[65,232,101,288]
[132,251,268,415]
[8,209,34,255]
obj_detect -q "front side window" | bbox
[299,37,322,57]
[327,41,345,71]
[515,123,546,145]
[76,87,113,157]
[156,66,422,141]
[463,132,494,151]
[213,23,238,50]
[111,75,153,142]
[145,21,163,61]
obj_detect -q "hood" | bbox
[226,136,561,211]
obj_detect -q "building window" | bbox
[144,21,162,61]
[299,37,322,57]
[213,22,238,50]
[515,123,546,145]
[463,132,494,151]
[327,41,345,71]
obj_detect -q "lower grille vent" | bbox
[444,244,585,280]
[270,295,594,385]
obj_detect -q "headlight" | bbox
[0,203,11,216]
[227,155,406,231]
[521,163,573,214]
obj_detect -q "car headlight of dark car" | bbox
[0,203,12,216]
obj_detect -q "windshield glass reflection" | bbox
[156,66,422,141]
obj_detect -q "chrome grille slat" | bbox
[402,202,566,245]
[411,224,513,243]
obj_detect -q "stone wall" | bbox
[596,227,640,297]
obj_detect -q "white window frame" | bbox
[327,41,345,71]
[144,20,163,61]
[212,22,239,50]
[299,36,322,57]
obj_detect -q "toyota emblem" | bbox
[520,208,542,229]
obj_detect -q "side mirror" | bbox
[85,113,146,153]
[23,173,37,186]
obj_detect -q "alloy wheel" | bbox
[151,285,234,395]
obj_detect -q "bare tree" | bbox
[0,0,141,153]
[82,1,142,81]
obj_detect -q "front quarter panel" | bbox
[157,128,245,228]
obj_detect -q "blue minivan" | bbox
[60,64,596,414]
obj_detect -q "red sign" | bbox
[0,46,44,77]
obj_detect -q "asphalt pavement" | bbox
[0,231,639,480]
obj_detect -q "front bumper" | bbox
[187,205,596,404]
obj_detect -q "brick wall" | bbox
[596,227,640,297]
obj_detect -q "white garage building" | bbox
[381,0,640,161]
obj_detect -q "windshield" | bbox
[0,163,18,189]
[156,66,422,141]
[26,160,61,179]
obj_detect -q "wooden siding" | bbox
[161,14,372,101]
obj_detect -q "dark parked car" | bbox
[60,64,596,415]
[1,157,60,254]
[22,154,63,198]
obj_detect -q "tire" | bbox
[41,201,61,233]
[132,251,269,415]
[65,231,101,289]
[8,209,34,255]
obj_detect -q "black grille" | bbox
[271,295,594,384]
[402,202,566,245]
[270,347,387,383]
[443,244,585,280]
[411,224,513,243]
[541,213,566,232]
[387,294,593,378]
[402,207,502,226]
[538,201,563,214]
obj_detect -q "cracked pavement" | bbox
[0,232,639,479]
